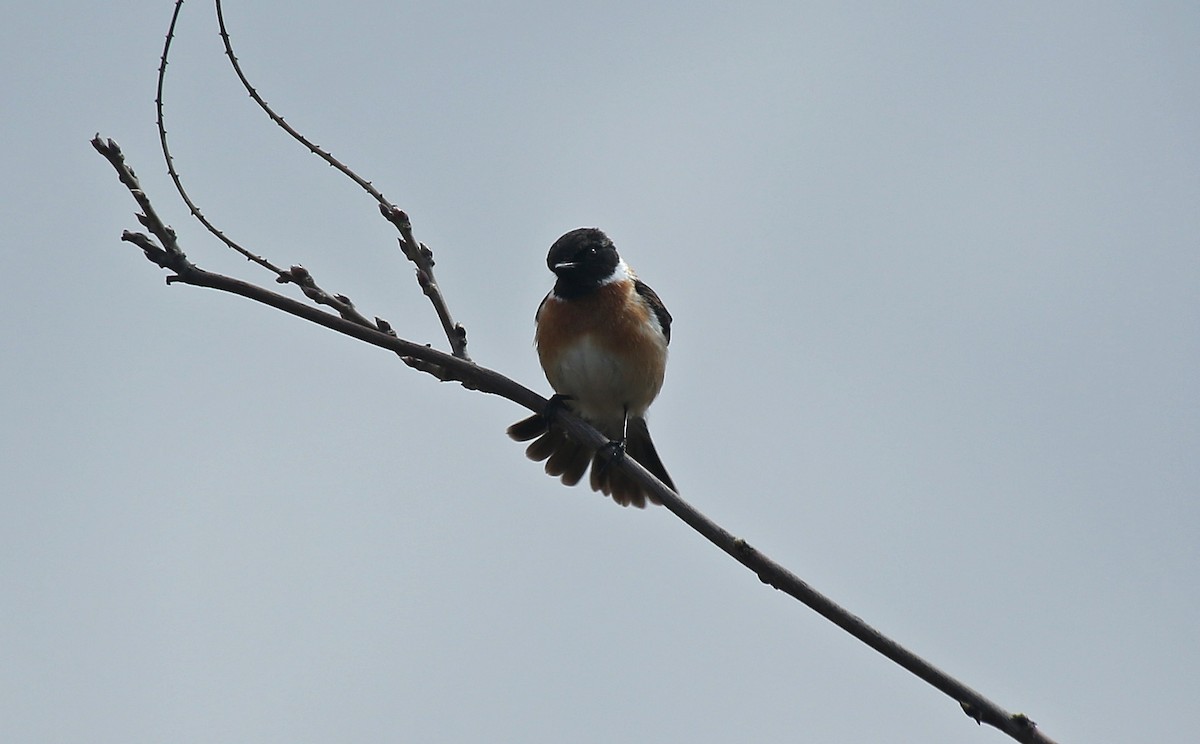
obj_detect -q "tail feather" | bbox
[507,414,548,442]
[625,417,675,496]
[509,412,675,508]
[525,427,562,463]
[545,436,590,487]
[589,417,673,508]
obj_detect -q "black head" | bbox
[546,228,622,298]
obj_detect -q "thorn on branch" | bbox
[1011,714,1037,732]
[960,702,1039,740]
[398,347,477,390]
[121,230,171,268]
[733,538,755,559]
[401,351,456,381]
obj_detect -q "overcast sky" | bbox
[4,2,1198,742]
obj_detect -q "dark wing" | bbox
[534,292,551,321]
[634,279,672,344]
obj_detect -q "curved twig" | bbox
[157,0,282,276]
[213,0,385,205]
[92,133,1057,744]
[156,0,380,330]
[212,0,470,360]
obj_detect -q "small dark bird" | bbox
[507,228,676,508]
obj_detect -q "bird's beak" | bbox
[552,261,577,272]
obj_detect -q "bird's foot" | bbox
[594,438,627,476]
[543,393,574,421]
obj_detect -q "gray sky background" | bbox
[3,2,1197,742]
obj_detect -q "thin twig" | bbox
[93,135,1058,744]
[92,135,192,275]
[213,0,471,360]
[213,0,386,204]
[157,0,282,276]
[379,205,471,360]
[154,0,377,330]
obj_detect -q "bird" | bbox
[507,227,676,508]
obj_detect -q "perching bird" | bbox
[507,227,675,508]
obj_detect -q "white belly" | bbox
[546,336,662,426]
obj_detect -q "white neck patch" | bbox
[599,259,633,286]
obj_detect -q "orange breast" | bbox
[535,281,668,427]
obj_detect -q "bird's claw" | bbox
[595,438,627,476]
[543,393,574,421]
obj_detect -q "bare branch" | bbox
[153,0,382,332]
[91,135,192,275]
[212,0,471,359]
[276,265,378,328]
[157,0,283,276]
[379,205,471,360]
[93,134,1058,744]
[213,0,387,204]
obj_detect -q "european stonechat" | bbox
[508,227,676,508]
